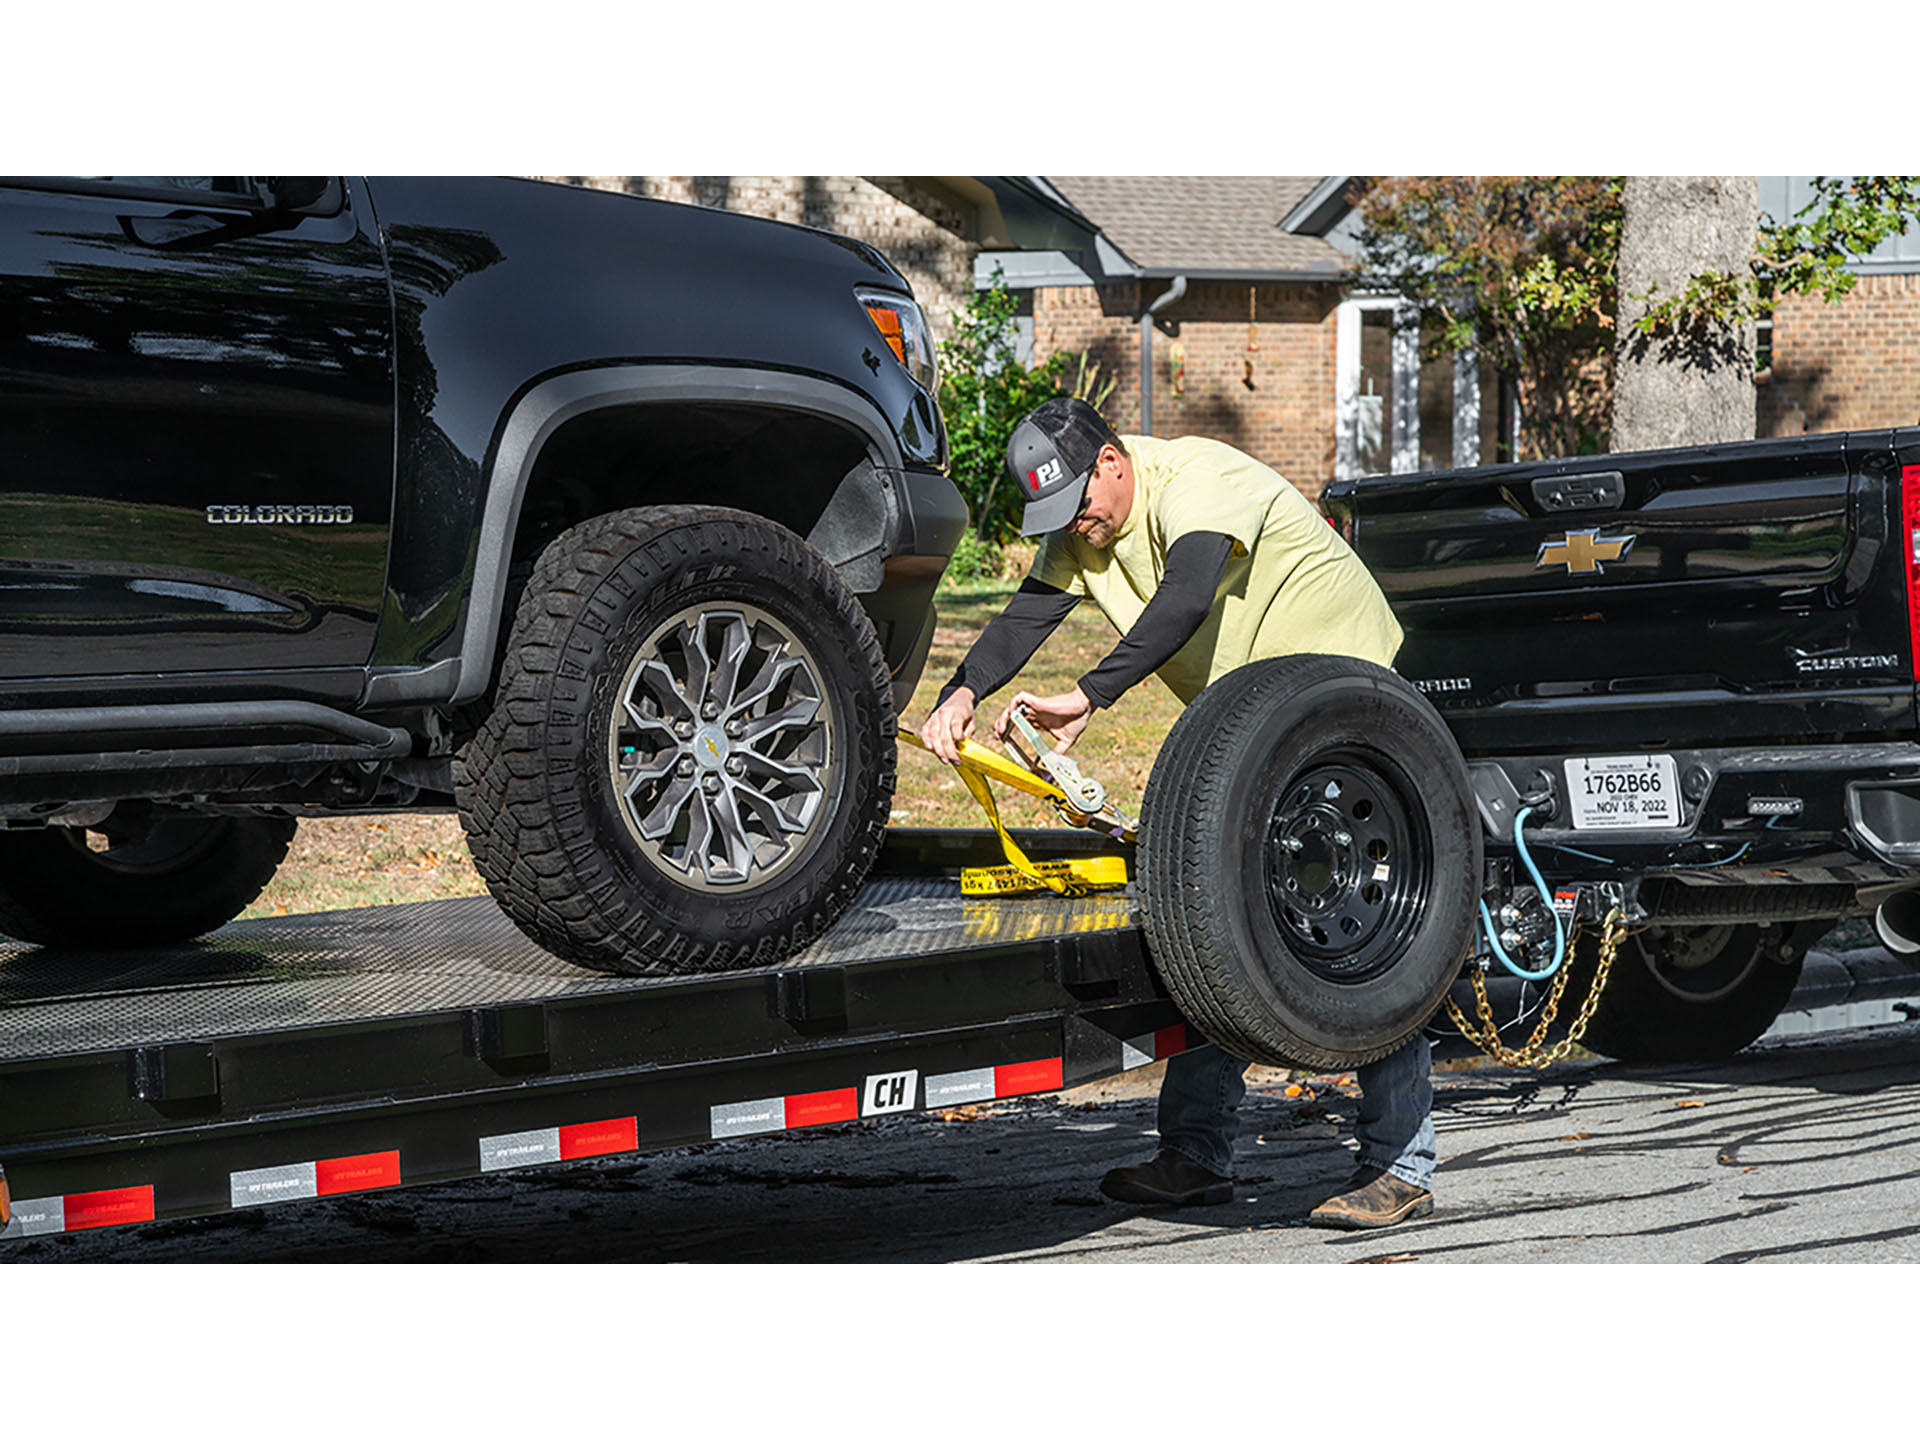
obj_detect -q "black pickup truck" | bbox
[1323,428,1920,1060]
[0,175,966,974]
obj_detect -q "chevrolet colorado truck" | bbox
[0,175,966,974]
[1322,428,1920,1060]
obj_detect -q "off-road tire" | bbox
[1138,654,1481,1070]
[0,814,295,948]
[1566,921,1815,1063]
[454,506,895,975]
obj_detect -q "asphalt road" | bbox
[13,1006,1920,1264]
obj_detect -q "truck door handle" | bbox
[1532,471,1625,513]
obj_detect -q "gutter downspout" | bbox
[1138,275,1187,436]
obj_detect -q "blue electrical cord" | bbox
[1479,805,1568,981]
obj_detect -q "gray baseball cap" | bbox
[1006,397,1117,537]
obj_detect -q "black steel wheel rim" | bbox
[1262,750,1431,984]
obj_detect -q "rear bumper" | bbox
[1468,741,1920,883]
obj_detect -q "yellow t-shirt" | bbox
[1031,434,1403,706]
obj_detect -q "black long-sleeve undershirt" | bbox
[935,578,1080,708]
[1076,531,1233,707]
[935,531,1235,710]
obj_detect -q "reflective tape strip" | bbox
[927,1057,1064,1106]
[231,1162,319,1208]
[559,1117,638,1160]
[64,1186,155,1231]
[231,1151,399,1209]
[711,1087,860,1139]
[316,1151,400,1196]
[785,1088,858,1129]
[0,1186,153,1238]
[994,1058,1063,1097]
[711,1097,787,1138]
[1122,1023,1191,1070]
[925,1066,996,1107]
[2,1195,66,1239]
[479,1129,562,1173]
[480,1117,638,1172]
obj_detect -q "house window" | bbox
[1354,307,1394,476]
[1337,298,1498,479]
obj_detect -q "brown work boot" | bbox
[1308,1165,1433,1230]
[1100,1149,1233,1206]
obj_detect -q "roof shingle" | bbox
[1044,176,1343,273]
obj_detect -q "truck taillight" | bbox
[1904,465,1920,679]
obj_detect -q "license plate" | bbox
[1564,754,1680,830]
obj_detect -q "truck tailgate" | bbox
[1326,430,1919,754]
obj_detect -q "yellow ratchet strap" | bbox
[898,728,1128,898]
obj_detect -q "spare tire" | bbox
[1138,654,1480,1070]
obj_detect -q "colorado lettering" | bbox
[205,504,355,525]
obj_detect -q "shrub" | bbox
[937,267,1070,544]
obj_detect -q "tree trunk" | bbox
[1611,176,1758,452]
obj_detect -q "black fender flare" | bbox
[449,364,905,705]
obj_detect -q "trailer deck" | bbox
[0,828,1186,1240]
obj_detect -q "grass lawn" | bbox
[246,577,1175,919]
[893,583,1182,831]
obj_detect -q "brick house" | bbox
[978,177,1358,503]
[1756,177,1920,437]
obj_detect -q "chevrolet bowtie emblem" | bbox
[1537,529,1635,574]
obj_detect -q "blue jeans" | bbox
[1156,1033,1435,1190]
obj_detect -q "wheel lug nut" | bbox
[676,720,694,739]
[702,774,721,795]
[725,756,745,776]
[676,756,695,778]
[726,719,745,738]
[1333,831,1352,847]
[1281,836,1304,852]
[703,701,720,720]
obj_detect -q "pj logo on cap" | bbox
[1028,458,1063,493]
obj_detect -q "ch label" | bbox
[862,1070,918,1116]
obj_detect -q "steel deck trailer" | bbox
[0,829,1189,1241]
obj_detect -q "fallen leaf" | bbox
[1284,1084,1305,1098]
[1741,1167,1758,1175]
[1559,1132,1591,1142]
[1350,1252,1418,1264]
[1674,1100,1706,1109]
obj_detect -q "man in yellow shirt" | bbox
[920,397,1434,1230]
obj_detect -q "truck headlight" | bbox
[856,287,938,396]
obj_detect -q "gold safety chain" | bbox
[1443,907,1628,1070]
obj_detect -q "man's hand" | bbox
[996,686,1094,753]
[919,688,977,765]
